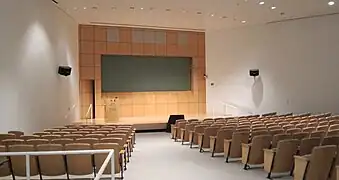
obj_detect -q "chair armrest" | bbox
[123,144,128,148]
[263,148,276,153]
[210,136,217,140]
[294,155,311,180]
[119,150,125,154]
[242,143,252,148]
[197,133,204,136]
[294,155,310,162]
[224,139,232,143]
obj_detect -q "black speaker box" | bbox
[249,69,259,77]
[58,66,72,76]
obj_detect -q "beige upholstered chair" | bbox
[269,129,284,136]
[210,129,233,157]
[85,134,105,139]
[61,129,78,133]
[286,128,302,135]
[171,119,185,139]
[198,127,219,152]
[189,125,209,148]
[75,138,99,147]
[65,143,93,176]
[295,123,307,129]
[329,147,339,180]
[224,132,249,163]
[317,125,329,132]
[9,145,38,177]
[292,132,310,141]
[26,139,49,148]
[271,134,292,148]
[328,130,339,137]
[36,144,66,176]
[44,129,60,133]
[242,134,272,170]
[19,135,40,141]
[93,143,124,178]
[302,127,316,133]
[41,134,62,141]
[251,130,269,139]
[175,121,188,141]
[264,139,299,178]
[0,134,16,144]
[2,139,24,149]
[7,131,24,138]
[180,123,199,145]
[299,137,321,156]
[310,131,326,139]
[0,145,10,177]
[294,145,337,180]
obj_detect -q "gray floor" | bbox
[125,132,293,180]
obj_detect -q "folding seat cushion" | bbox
[294,145,337,180]
[224,132,249,163]
[65,143,93,175]
[36,144,66,176]
[8,131,24,138]
[8,145,38,176]
[264,139,299,178]
[242,134,272,169]
[210,129,233,157]
[198,127,219,152]
[271,134,292,148]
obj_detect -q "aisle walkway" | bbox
[124,132,292,180]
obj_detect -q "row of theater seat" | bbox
[0,124,135,179]
[171,112,339,180]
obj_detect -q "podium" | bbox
[104,98,119,123]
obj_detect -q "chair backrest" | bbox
[204,127,219,137]
[318,121,329,127]
[41,135,62,141]
[251,130,269,138]
[329,124,339,131]
[19,135,40,141]
[305,145,337,180]
[322,136,339,146]
[9,145,38,176]
[33,132,50,136]
[100,137,123,146]
[329,120,339,125]
[273,139,300,172]
[292,132,310,141]
[106,134,127,143]
[44,129,60,133]
[63,134,83,140]
[8,131,24,138]
[308,122,318,128]
[286,128,302,135]
[36,144,66,176]
[317,125,329,132]
[194,125,209,134]
[52,131,71,136]
[310,131,326,139]
[299,137,321,156]
[62,129,78,133]
[51,138,74,146]
[282,124,295,130]
[303,127,317,133]
[26,139,49,148]
[65,143,93,175]
[327,130,339,137]
[75,138,99,147]
[85,134,105,139]
[92,131,110,135]
[269,129,284,136]
[229,132,250,157]
[271,134,292,148]
[93,143,121,174]
[295,123,307,129]
[0,134,16,144]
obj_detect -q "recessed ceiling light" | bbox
[259,1,265,5]
[83,7,87,10]
[140,7,144,10]
[328,1,335,5]
[241,20,247,23]
[210,14,215,17]
[271,6,277,10]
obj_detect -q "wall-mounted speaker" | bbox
[58,66,72,76]
[249,69,259,77]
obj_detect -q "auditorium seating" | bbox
[170,112,339,179]
[0,123,136,179]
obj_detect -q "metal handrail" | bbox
[85,104,93,124]
[0,149,114,180]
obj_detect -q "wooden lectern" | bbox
[104,97,119,123]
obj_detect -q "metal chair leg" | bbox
[199,135,204,153]
[211,139,216,157]
[190,134,194,148]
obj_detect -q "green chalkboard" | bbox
[101,55,192,92]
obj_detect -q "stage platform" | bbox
[77,115,210,131]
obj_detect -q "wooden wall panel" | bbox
[78,24,206,119]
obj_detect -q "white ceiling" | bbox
[56,0,339,31]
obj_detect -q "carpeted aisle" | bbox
[124,132,292,180]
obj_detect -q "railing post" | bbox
[26,154,30,180]
[111,151,115,180]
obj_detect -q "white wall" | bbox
[206,14,339,116]
[0,0,79,133]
